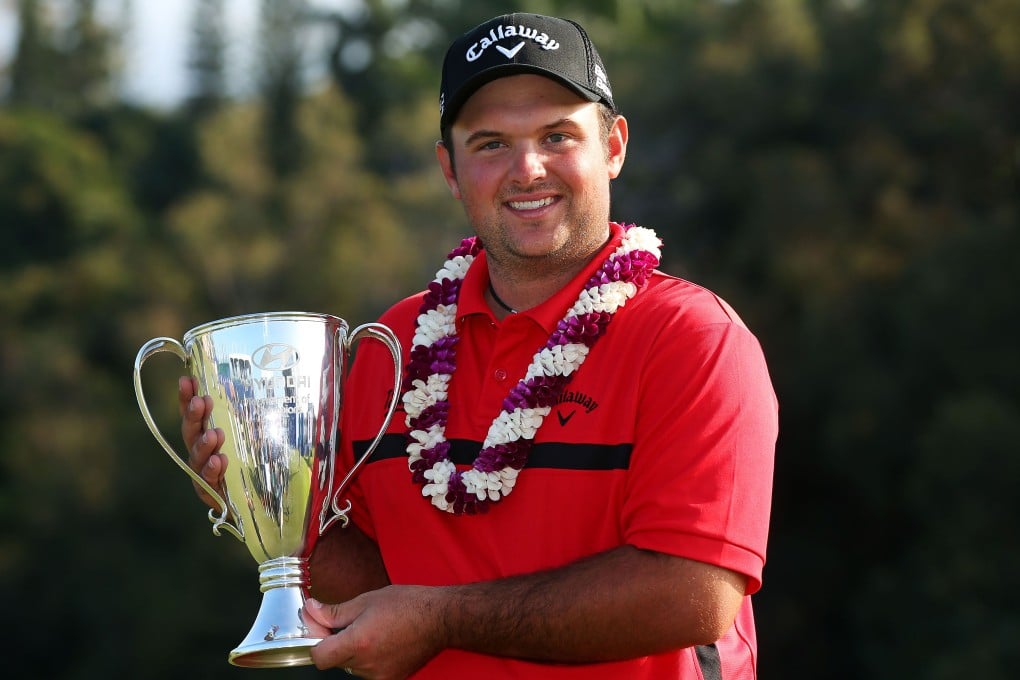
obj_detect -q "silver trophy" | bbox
[133,312,401,668]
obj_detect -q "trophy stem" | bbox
[228,557,322,668]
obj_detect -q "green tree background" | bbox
[1,0,1017,678]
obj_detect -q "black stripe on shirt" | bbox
[354,434,632,471]
[695,643,722,680]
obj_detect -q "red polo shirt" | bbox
[336,223,778,679]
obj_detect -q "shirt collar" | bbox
[457,222,627,335]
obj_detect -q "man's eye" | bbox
[547,133,569,144]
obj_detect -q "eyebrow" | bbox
[462,117,584,149]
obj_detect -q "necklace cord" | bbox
[487,280,517,314]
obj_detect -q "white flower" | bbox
[402,374,450,419]
[594,281,637,311]
[483,407,549,445]
[402,380,428,417]
[422,477,446,494]
[530,344,589,377]
[412,307,456,347]
[404,375,452,431]
[460,469,482,493]
[437,254,474,282]
[424,459,455,484]
[485,416,513,445]
[407,424,446,454]
[514,407,548,439]
[462,469,499,501]
[497,410,527,441]
[410,426,437,444]
[571,288,597,315]
[501,475,517,493]
[422,481,448,500]
[465,468,495,499]
[624,227,663,258]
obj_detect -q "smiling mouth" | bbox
[507,197,556,211]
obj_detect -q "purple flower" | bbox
[587,245,660,290]
[403,351,433,388]
[475,441,531,473]
[553,313,609,345]
[446,473,466,503]
[627,251,659,285]
[430,358,455,374]
[449,236,482,260]
[412,401,449,430]
[422,277,463,309]
[420,440,451,467]
[432,335,459,353]
[502,385,531,412]
[525,375,568,409]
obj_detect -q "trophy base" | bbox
[229,637,320,668]
[228,557,325,668]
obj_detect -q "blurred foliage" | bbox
[0,0,1017,678]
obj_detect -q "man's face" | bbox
[437,74,627,277]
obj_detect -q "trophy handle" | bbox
[320,323,402,533]
[133,337,244,542]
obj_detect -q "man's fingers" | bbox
[201,451,226,485]
[300,601,336,638]
[193,455,227,508]
[177,377,229,510]
[177,376,199,418]
[180,389,209,451]
[190,427,227,507]
[189,426,219,468]
[306,601,358,671]
[303,598,335,627]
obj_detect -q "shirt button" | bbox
[494,368,508,381]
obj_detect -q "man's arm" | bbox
[304,544,746,678]
[308,522,390,603]
[441,545,745,660]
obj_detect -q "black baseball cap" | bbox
[439,13,617,130]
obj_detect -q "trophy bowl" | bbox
[133,312,400,667]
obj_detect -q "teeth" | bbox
[509,197,554,210]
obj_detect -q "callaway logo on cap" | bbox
[439,13,617,130]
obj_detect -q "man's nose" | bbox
[509,145,547,183]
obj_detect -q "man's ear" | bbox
[606,115,628,180]
[436,140,462,200]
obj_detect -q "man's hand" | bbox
[177,375,226,508]
[304,586,448,680]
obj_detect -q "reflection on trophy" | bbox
[133,312,401,668]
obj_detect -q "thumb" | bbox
[303,598,352,632]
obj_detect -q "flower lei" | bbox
[402,224,662,514]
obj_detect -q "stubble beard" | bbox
[472,188,611,282]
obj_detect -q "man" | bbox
[181,13,777,679]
